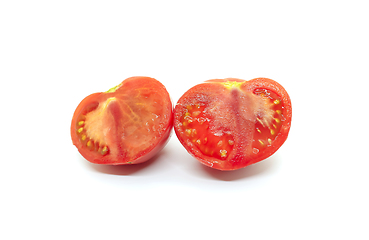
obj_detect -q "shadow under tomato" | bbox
[199,154,280,181]
[82,149,167,176]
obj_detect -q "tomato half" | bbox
[174,78,292,171]
[71,76,173,165]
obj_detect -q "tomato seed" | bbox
[101,146,109,155]
[220,149,227,158]
[185,129,192,136]
[191,129,197,137]
[87,140,93,149]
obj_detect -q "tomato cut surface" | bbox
[174,78,292,171]
[71,76,173,165]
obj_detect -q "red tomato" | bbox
[174,78,292,171]
[71,76,173,165]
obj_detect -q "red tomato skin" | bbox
[174,78,292,171]
[71,77,173,165]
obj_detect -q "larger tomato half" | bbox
[174,78,292,171]
[71,76,173,165]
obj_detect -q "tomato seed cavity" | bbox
[180,104,234,160]
[76,106,109,156]
[252,89,285,153]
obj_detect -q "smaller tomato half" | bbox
[71,76,173,165]
[174,78,292,171]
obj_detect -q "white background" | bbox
[1,0,368,239]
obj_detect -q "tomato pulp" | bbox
[71,76,173,165]
[174,78,292,171]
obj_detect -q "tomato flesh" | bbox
[71,77,173,165]
[174,78,292,171]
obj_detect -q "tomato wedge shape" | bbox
[71,76,173,165]
[174,78,292,171]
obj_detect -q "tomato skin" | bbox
[174,78,292,171]
[71,76,173,165]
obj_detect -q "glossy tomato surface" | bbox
[174,78,292,171]
[71,76,173,165]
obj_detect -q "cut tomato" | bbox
[174,78,292,171]
[71,76,173,165]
